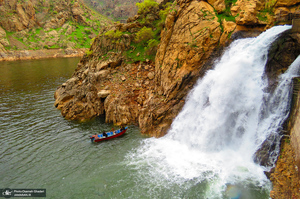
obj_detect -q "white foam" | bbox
[127,25,296,197]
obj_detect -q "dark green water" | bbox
[0,57,271,199]
[0,58,146,198]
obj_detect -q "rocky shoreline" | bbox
[0,48,87,62]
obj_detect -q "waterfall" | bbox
[127,25,299,198]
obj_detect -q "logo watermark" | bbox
[0,189,46,198]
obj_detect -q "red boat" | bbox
[90,127,128,142]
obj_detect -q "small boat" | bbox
[90,127,128,142]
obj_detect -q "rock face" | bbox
[0,0,103,32]
[270,78,300,198]
[0,0,111,52]
[231,0,264,25]
[54,0,223,136]
[55,0,300,136]
[0,26,8,52]
[289,77,300,174]
[269,137,300,199]
[291,82,300,167]
[54,54,156,124]
[139,0,222,136]
[207,0,225,13]
[265,31,300,90]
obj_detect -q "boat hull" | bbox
[90,127,127,142]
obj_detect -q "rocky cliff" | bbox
[83,0,139,22]
[55,0,300,136]
[258,30,300,199]
[270,77,300,199]
[0,0,111,60]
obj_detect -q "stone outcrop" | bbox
[0,0,111,52]
[276,0,300,7]
[219,19,237,47]
[54,0,224,136]
[270,77,300,199]
[54,0,300,136]
[0,0,77,32]
[54,54,156,124]
[207,0,225,13]
[139,0,222,136]
[0,26,8,52]
[270,137,300,199]
[289,78,300,174]
[231,0,265,25]
[274,0,300,22]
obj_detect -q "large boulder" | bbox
[219,19,237,46]
[0,26,9,48]
[72,2,88,25]
[207,0,226,13]
[275,0,300,7]
[231,0,264,25]
[16,2,36,29]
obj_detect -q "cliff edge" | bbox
[0,0,111,61]
[54,0,300,136]
[54,0,300,197]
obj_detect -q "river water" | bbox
[0,58,145,198]
[0,25,297,199]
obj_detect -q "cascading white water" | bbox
[127,25,299,198]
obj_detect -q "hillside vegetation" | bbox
[0,0,111,52]
[83,0,138,22]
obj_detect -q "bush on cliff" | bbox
[136,0,159,15]
[104,30,124,39]
[145,39,159,55]
[135,26,155,43]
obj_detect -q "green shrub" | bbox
[257,12,268,22]
[84,29,92,34]
[156,2,174,29]
[90,37,95,45]
[145,39,159,55]
[159,2,174,22]
[135,27,154,43]
[216,0,237,26]
[86,50,93,56]
[265,0,276,10]
[257,8,274,22]
[136,0,159,15]
[147,39,159,48]
[104,30,123,39]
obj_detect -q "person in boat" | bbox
[103,131,107,138]
[111,127,116,135]
[120,125,125,131]
[90,134,97,142]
